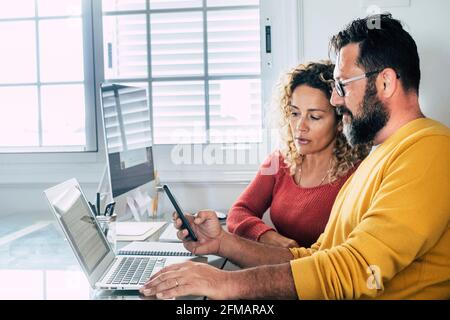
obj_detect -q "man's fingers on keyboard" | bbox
[145,271,162,284]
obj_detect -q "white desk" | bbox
[0,212,225,300]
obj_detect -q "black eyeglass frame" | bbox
[333,70,380,97]
[333,69,400,97]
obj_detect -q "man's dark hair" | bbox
[329,13,421,93]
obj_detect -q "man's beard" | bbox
[341,78,390,146]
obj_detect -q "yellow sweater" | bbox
[290,118,450,299]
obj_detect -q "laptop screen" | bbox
[51,185,111,274]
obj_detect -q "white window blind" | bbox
[102,0,262,145]
[101,85,152,153]
[151,11,204,77]
[103,14,148,79]
[0,0,96,153]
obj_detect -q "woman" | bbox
[226,61,371,248]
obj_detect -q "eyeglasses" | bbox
[332,70,381,97]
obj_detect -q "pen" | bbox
[96,192,101,216]
[88,201,97,216]
[108,202,115,216]
[104,203,111,216]
[104,202,116,216]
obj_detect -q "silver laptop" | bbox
[43,178,191,290]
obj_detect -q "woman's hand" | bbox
[259,230,299,248]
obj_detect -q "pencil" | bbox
[152,196,158,218]
[152,170,159,218]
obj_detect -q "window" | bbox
[101,0,263,145]
[0,0,300,184]
[0,0,96,153]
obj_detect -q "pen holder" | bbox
[96,215,116,249]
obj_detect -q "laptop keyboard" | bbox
[107,256,166,285]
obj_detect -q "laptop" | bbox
[43,178,192,290]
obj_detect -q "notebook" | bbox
[115,221,167,241]
[118,241,193,256]
[43,178,193,291]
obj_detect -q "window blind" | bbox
[103,0,262,145]
[102,85,152,153]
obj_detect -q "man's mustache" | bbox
[336,105,352,116]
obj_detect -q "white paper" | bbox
[116,221,166,236]
[126,197,141,221]
[158,223,181,242]
[134,192,152,217]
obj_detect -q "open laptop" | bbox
[43,178,192,290]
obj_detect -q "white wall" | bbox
[1,0,449,219]
[301,0,450,126]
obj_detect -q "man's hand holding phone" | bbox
[163,185,225,255]
[173,210,224,256]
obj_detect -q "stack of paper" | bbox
[158,223,181,242]
[115,221,166,241]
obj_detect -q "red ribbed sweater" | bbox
[227,151,357,247]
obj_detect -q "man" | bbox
[140,14,450,300]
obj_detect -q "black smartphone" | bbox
[162,184,198,241]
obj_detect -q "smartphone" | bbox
[162,184,198,241]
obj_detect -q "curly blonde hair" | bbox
[277,61,372,182]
